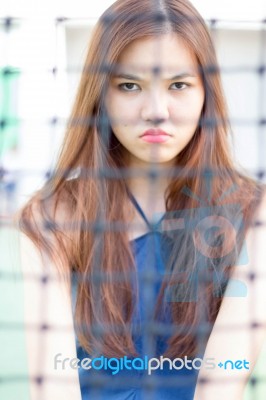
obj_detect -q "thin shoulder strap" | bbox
[125,186,164,230]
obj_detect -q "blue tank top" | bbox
[71,190,203,399]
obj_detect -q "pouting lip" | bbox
[140,129,172,137]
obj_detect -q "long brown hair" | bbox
[19,0,264,359]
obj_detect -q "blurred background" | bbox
[0,0,265,215]
[0,0,265,399]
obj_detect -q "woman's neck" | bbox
[125,174,171,241]
[125,164,174,220]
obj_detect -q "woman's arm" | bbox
[193,193,266,400]
[19,232,82,400]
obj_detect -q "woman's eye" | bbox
[170,82,189,90]
[118,83,140,91]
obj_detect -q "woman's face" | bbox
[105,33,205,168]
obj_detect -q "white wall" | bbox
[214,29,266,174]
[1,20,69,206]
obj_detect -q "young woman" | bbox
[17,0,266,399]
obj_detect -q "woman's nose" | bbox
[141,90,170,124]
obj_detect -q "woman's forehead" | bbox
[112,66,199,80]
[115,33,198,75]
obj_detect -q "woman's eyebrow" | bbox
[168,73,197,80]
[112,73,142,81]
[112,72,197,81]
